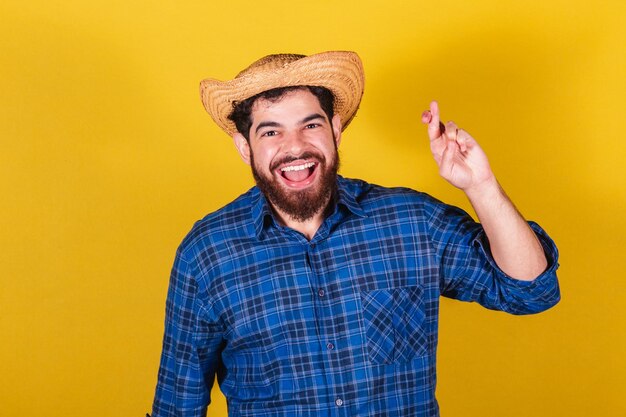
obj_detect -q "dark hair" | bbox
[228,86,335,141]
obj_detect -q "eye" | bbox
[305,123,320,129]
[261,130,278,137]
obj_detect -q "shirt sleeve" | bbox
[151,249,224,416]
[427,200,561,315]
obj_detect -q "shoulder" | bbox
[339,176,447,215]
[177,187,259,259]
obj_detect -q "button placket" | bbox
[308,241,342,408]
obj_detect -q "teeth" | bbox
[280,162,315,172]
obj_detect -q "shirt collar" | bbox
[250,187,274,239]
[335,175,367,218]
[249,175,367,240]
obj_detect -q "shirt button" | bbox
[326,342,334,350]
[318,288,325,297]
[335,398,343,407]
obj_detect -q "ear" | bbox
[332,114,342,148]
[233,133,251,165]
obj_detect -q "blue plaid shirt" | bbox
[151,176,560,417]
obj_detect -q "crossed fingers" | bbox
[421,101,470,153]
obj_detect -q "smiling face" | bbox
[233,88,342,223]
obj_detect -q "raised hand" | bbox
[421,101,548,280]
[421,101,494,193]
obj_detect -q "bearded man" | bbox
[150,51,560,417]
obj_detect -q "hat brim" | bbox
[200,51,365,137]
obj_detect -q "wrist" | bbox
[464,175,500,203]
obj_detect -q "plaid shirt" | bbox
[151,176,560,417]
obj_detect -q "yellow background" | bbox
[1,0,624,415]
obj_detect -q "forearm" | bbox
[421,100,549,280]
[464,177,548,281]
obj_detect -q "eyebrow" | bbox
[300,113,327,124]
[254,113,327,135]
[254,121,282,134]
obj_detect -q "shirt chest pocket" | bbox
[360,286,428,364]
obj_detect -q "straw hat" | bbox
[200,51,365,137]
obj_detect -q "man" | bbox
[150,51,560,417]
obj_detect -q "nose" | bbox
[282,129,307,155]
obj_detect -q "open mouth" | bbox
[278,161,318,187]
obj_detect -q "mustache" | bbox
[270,151,325,171]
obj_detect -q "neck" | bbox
[271,194,334,240]
[279,212,324,241]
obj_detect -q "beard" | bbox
[250,149,340,223]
